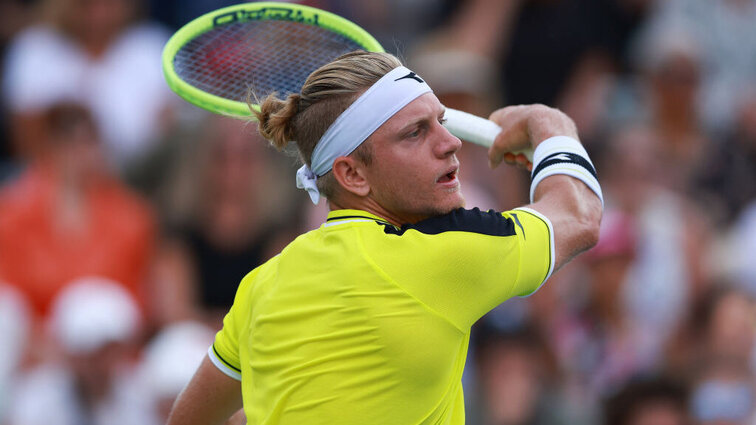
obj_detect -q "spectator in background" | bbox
[469,321,570,425]
[621,1,756,220]
[639,0,756,134]
[630,27,708,195]
[690,377,754,425]
[694,88,756,226]
[603,377,690,425]
[0,102,155,329]
[675,286,756,425]
[1,0,176,171]
[151,115,296,328]
[669,286,756,385]
[700,288,756,374]
[0,0,32,180]
[597,125,712,357]
[138,321,217,425]
[7,277,151,425]
[499,0,651,145]
[728,201,756,296]
[0,283,30,423]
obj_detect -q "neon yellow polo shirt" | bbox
[209,207,554,425]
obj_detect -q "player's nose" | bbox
[434,124,462,158]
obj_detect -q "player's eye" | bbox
[404,125,423,139]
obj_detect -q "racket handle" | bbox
[443,108,533,162]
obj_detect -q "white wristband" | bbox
[529,136,603,206]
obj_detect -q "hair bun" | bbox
[254,93,300,150]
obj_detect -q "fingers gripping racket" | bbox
[162,2,531,159]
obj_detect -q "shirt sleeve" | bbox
[368,207,554,330]
[209,269,259,381]
[506,207,555,297]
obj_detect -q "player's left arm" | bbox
[166,355,243,425]
[488,105,602,271]
[530,174,602,270]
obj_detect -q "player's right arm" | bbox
[166,356,243,425]
[488,104,602,271]
[167,268,259,425]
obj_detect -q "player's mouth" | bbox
[436,165,460,187]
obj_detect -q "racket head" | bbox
[162,2,384,118]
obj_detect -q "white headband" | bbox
[296,66,432,204]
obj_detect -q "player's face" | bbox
[363,93,465,222]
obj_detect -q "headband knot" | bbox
[296,164,320,204]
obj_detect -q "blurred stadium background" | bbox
[1,0,755,424]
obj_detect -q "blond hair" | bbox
[253,51,402,200]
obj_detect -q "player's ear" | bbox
[332,156,370,197]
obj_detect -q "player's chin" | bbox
[435,187,465,214]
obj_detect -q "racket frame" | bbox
[162,2,384,117]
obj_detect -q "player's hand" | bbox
[498,151,533,172]
[487,104,578,170]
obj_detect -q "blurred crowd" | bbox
[0,0,755,424]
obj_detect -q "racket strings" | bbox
[174,20,364,102]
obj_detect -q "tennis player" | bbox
[167,51,602,425]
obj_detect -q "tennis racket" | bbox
[162,2,531,159]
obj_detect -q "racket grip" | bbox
[443,108,533,162]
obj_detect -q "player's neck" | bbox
[328,197,427,227]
